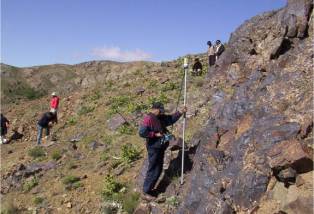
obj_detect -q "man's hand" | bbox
[155,132,163,137]
[180,106,187,114]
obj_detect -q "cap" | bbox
[51,92,57,96]
[152,102,165,113]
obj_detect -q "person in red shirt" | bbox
[50,92,59,123]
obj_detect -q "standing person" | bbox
[214,40,225,61]
[207,41,216,70]
[50,92,59,123]
[139,102,187,200]
[192,58,203,76]
[0,114,10,144]
[37,112,56,145]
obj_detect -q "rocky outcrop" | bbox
[177,0,313,213]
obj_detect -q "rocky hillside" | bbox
[1,0,313,213]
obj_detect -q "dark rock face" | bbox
[177,0,313,213]
[1,162,57,194]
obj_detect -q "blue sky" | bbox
[1,0,286,67]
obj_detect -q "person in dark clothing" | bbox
[37,112,56,145]
[139,102,187,200]
[207,41,216,68]
[0,114,10,144]
[214,40,225,60]
[192,58,203,76]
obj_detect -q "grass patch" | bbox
[78,106,94,115]
[33,196,44,205]
[67,116,77,125]
[102,176,140,214]
[100,152,110,162]
[147,92,169,105]
[28,146,45,159]
[90,90,102,101]
[108,95,132,115]
[166,196,180,207]
[122,192,140,214]
[62,175,82,190]
[161,82,178,92]
[126,102,148,113]
[102,135,113,145]
[121,144,141,164]
[51,150,62,161]
[23,177,39,192]
[0,202,19,214]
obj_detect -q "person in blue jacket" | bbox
[139,102,187,200]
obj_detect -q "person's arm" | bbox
[163,107,187,126]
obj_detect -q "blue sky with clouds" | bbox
[1,0,286,67]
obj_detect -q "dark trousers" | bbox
[143,146,165,193]
[37,125,50,145]
[208,55,216,67]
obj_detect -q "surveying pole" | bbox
[181,57,188,185]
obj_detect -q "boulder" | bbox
[107,114,127,131]
[267,140,313,173]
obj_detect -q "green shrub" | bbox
[67,116,77,125]
[78,106,94,115]
[51,150,62,161]
[23,177,38,192]
[148,80,158,88]
[118,124,135,135]
[62,175,82,190]
[148,92,169,105]
[102,135,113,145]
[100,152,110,162]
[126,102,148,113]
[121,144,141,164]
[105,80,114,90]
[23,87,45,100]
[33,196,44,205]
[28,146,45,159]
[161,82,178,92]
[90,90,101,101]
[102,174,124,200]
[108,95,131,115]
[166,196,179,207]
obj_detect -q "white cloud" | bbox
[91,46,152,61]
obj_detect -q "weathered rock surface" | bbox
[175,0,313,213]
[107,114,127,131]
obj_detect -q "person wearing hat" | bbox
[50,92,59,123]
[139,102,187,200]
[207,41,216,70]
[214,40,225,61]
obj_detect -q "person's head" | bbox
[51,92,57,97]
[151,102,165,116]
[207,41,212,47]
[216,40,221,45]
[195,58,199,62]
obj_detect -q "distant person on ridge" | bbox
[192,58,203,76]
[37,112,57,145]
[139,102,187,200]
[214,40,225,61]
[0,114,10,144]
[50,92,59,123]
[207,41,216,70]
